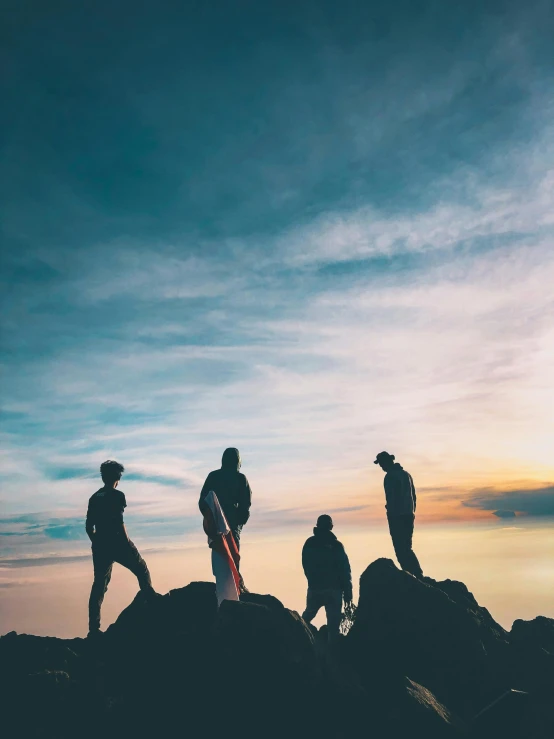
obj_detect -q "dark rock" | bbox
[345,558,508,719]
[472,689,530,739]
[1,565,552,739]
[216,594,322,738]
[403,678,468,737]
[510,616,554,656]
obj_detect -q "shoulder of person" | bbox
[303,536,317,548]
[88,489,103,503]
[386,468,402,479]
[116,489,127,505]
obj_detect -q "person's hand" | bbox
[344,593,353,605]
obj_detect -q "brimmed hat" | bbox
[374,451,395,465]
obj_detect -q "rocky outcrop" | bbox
[1,559,552,739]
[510,615,554,655]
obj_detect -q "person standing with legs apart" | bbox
[301,515,352,642]
[374,451,423,578]
[86,460,157,638]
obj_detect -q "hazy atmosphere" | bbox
[1,0,553,637]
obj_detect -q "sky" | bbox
[1,0,554,635]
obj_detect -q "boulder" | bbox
[215,593,322,738]
[345,558,509,719]
[510,616,554,656]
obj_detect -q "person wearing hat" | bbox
[374,451,423,578]
[301,514,352,641]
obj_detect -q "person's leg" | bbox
[388,515,423,577]
[89,546,113,632]
[387,515,404,566]
[402,516,423,578]
[114,540,154,593]
[302,588,323,623]
[324,590,343,642]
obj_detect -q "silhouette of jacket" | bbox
[384,463,416,516]
[198,450,252,534]
[302,529,352,599]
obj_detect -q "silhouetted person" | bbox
[301,514,352,642]
[86,460,156,637]
[374,451,423,578]
[199,448,252,552]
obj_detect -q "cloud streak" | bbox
[464,486,554,518]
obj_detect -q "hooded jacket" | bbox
[302,528,352,598]
[199,448,252,532]
[384,463,417,516]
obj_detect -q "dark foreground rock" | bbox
[1,559,553,739]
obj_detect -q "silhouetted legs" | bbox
[89,539,153,632]
[302,588,343,641]
[387,514,423,578]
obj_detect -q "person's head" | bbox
[316,514,333,531]
[100,460,124,488]
[221,447,241,470]
[374,451,396,472]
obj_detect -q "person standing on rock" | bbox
[374,451,423,578]
[86,460,157,638]
[301,514,352,642]
[199,448,252,552]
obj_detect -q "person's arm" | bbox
[410,474,417,512]
[384,473,400,510]
[237,475,252,525]
[85,500,95,541]
[198,473,213,515]
[301,541,309,579]
[117,492,129,542]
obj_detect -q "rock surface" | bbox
[1,558,552,739]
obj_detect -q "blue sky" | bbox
[1,0,554,563]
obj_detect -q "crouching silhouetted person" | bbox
[86,460,156,637]
[374,451,423,578]
[301,515,352,642]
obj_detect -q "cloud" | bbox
[2,0,554,551]
[45,466,96,481]
[279,170,554,267]
[124,472,189,487]
[0,554,92,568]
[464,486,554,517]
[43,523,87,540]
[0,514,87,542]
